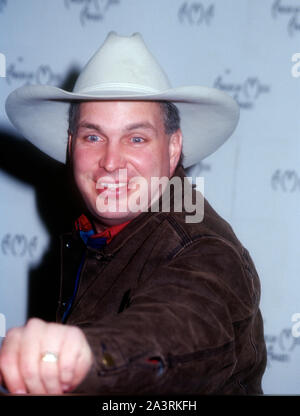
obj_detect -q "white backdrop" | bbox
[1,0,300,394]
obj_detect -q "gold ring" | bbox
[41,351,58,363]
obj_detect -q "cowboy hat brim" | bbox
[5,83,239,168]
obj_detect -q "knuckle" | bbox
[44,322,64,340]
[46,322,60,331]
[26,317,42,330]
[5,326,21,340]
[68,325,84,341]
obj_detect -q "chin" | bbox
[85,192,147,227]
[91,212,136,228]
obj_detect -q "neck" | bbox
[91,215,135,233]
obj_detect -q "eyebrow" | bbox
[77,121,157,135]
[125,122,157,133]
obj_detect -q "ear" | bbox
[67,132,73,162]
[169,129,183,176]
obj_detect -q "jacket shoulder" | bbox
[160,193,244,256]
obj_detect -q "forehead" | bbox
[77,100,164,126]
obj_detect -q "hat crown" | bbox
[73,32,172,94]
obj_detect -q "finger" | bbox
[58,326,79,391]
[71,344,93,391]
[59,326,92,392]
[39,323,66,394]
[0,327,27,394]
[19,318,47,394]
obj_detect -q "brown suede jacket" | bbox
[56,166,266,395]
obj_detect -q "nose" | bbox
[99,142,125,173]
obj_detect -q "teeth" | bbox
[98,183,127,189]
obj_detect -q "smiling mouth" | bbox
[96,182,128,194]
[99,183,127,189]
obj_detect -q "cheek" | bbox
[72,150,94,194]
[73,147,94,174]
[150,146,171,177]
[131,153,159,177]
[131,144,170,176]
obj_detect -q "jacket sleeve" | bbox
[74,237,261,394]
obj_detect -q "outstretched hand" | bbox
[0,318,93,394]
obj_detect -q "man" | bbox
[0,32,266,394]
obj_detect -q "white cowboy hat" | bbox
[5,31,239,168]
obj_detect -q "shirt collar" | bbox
[75,213,130,246]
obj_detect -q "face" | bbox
[70,100,182,231]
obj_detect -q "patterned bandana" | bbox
[75,213,130,248]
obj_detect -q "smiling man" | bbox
[0,32,266,395]
[70,100,182,228]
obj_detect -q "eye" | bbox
[86,135,100,143]
[131,137,145,143]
